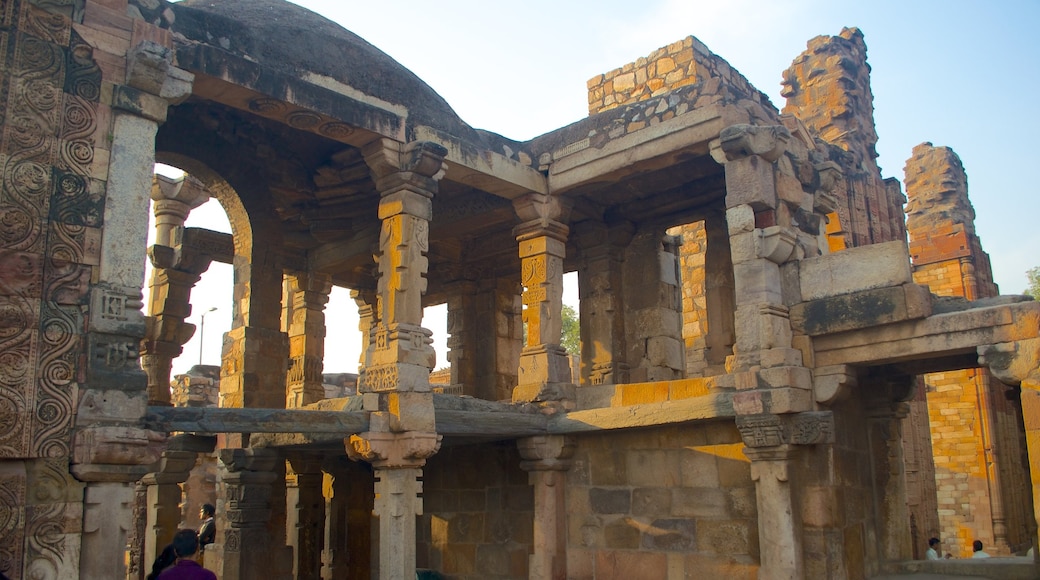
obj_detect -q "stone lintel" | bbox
[790,283,933,336]
[813,299,1040,368]
[548,106,722,194]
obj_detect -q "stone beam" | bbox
[547,392,734,434]
[547,107,723,194]
[414,126,548,199]
[143,407,370,434]
[812,299,1040,368]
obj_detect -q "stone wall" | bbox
[904,142,1033,556]
[781,27,906,251]
[420,442,534,579]
[564,423,757,579]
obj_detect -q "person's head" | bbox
[928,537,940,548]
[973,540,984,552]
[200,503,215,518]
[171,528,200,558]
[146,544,177,580]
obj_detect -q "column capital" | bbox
[363,139,448,198]
[513,193,571,242]
[980,337,1040,388]
[345,431,441,469]
[518,435,575,472]
[736,412,834,449]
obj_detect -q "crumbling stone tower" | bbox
[904,143,1033,555]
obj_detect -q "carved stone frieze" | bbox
[736,411,834,448]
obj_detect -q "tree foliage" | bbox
[1028,266,1040,300]
[561,304,580,354]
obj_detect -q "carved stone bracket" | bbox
[979,338,1040,388]
[711,124,791,163]
[345,431,442,469]
[517,435,575,472]
[812,364,857,405]
[126,41,194,104]
[736,412,834,449]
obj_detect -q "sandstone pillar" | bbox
[574,221,631,385]
[74,41,193,580]
[287,454,326,580]
[139,451,196,574]
[620,230,685,382]
[217,448,292,580]
[346,431,442,580]
[141,175,210,403]
[744,445,803,580]
[518,436,575,580]
[351,289,378,387]
[285,272,333,407]
[513,193,573,402]
[867,397,912,563]
[446,279,522,399]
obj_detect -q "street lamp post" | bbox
[198,306,218,366]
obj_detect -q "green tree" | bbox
[1028,266,1040,300]
[561,304,580,354]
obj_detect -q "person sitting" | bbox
[156,528,217,580]
[971,539,991,558]
[146,544,177,580]
[925,537,941,560]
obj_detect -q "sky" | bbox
[162,0,1040,376]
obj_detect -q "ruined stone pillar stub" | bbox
[518,436,574,580]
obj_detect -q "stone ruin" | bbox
[0,1,1038,579]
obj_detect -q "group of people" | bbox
[925,537,991,560]
[146,504,218,580]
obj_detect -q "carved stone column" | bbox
[139,451,196,576]
[518,436,575,580]
[346,431,442,580]
[513,193,573,403]
[74,40,193,580]
[446,279,522,400]
[867,397,912,563]
[285,272,332,408]
[351,289,378,388]
[574,221,631,386]
[287,453,326,580]
[217,448,292,580]
[744,444,803,580]
[737,412,834,580]
[360,140,446,429]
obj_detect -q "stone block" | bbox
[112,84,168,122]
[724,155,777,211]
[733,261,782,305]
[679,448,721,487]
[632,487,672,517]
[671,487,728,518]
[589,488,630,514]
[797,240,912,301]
[726,486,756,516]
[757,366,812,390]
[604,517,642,549]
[595,547,667,579]
[645,336,683,369]
[727,205,756,235]
[642,518,696,551]
[626,449,680,487]
[696,519,751,555]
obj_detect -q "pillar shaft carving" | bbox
[360,140,446,395]
[575,221,631,386]
[218,448,292,579]
[866,397,912,563]
[513,194,573,402]
[744,444,803,580]
[346,431,441,580]
[519,436,575,580]
[138,451,196,575]
[287,454,326,580]
[285,272,332,408]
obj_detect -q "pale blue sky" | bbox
[167,0,1040,373]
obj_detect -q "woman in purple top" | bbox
[157,529,217,580]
